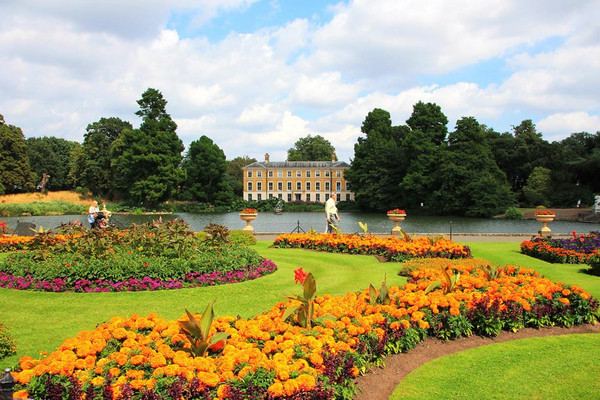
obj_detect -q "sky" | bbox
[1,0,599,163]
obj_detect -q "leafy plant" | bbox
[368,276,393,305]
[425,266,461,294]
[358,222,368,235]
[178,300,230,357]
[479,264,502,280]
[504,207,523,220]
[0,322,17,360]
[282,268,317,328]
[203,223,230,247]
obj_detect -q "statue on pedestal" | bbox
[594,195,600,214]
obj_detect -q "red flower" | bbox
[294,268,308,285]
[572,230,577,239]
[0,222,5,230]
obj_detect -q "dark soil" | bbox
[353,324,600,400]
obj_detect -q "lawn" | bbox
[1,239,599,399]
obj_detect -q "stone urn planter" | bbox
[387,213,406,235]
[239,213,258,233]
[535,212,555,237]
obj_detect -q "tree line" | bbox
[345,103,600,217]
[2,90,599,216]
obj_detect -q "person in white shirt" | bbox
[325,193,340,233]
[88,201,99,228]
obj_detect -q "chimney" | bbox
[331,152,336,162]
[265,153,270,162]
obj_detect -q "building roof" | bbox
[243,160,350,169]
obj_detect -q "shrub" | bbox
[504,207,523,220]
[0,322,17,360]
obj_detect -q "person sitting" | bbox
[88,201,99,228]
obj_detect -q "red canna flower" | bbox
[294,268,308,284]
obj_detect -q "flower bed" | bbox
[10,261,598,399]
[520,231,600,264]
[0,220,276,292]
[273,233,471,261]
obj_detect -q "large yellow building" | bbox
[242,153,354,203]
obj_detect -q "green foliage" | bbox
[180,136,235,205]
[368,276,393,305]
[0,201,86,217]
[178,301,230,357]
[287,134,336,161]
[203,223,230,247]
[229,230,257,246]
[27,136,80,191]
[283,271,317,328]
[0,115,35,194]
[522,166,552,207]
[425,267,461,294]
[0,322,17,360]
[110,88,184,207]
[504,207,523,220]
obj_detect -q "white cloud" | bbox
[537,112,600,142]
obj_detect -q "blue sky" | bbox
[1,0,599,162]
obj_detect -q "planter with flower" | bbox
[387,209,406,235]
[239,208,258,232]
[534,210,555,237]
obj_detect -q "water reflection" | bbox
[2,212,598,235]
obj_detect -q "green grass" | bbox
[1,240,599,399]
[0,242,401,369]
[391,334,600,400]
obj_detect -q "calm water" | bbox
[2,212,599,235]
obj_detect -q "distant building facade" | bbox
[242,153,354,203]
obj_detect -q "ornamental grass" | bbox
[9,260,598,400]
[273,233,471,261]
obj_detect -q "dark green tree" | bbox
[73,117,132,197]
[345,109,406,211]
[227,156,256,197]
[27,136,79,191]
[522,166,552,207]
[287,134,336,161]
[180,136,235,205]
[406,101,448,146]
[431,117,515,217]
[0,115,35,194]
[110,88,184,206]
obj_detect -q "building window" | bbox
[306,182,311,191]
[336,171,341,177]
[346,182,350,190]
[316,193,321,202]
[315,170,321,177]
[325,170,330,177]
[336,181,341,191]
[287,182,292,191]
[295,194,301,201]
[278,182,283,191]
[257,171,262,177]
[346,193,351,201]
[296,181,301,190]
[296,170,301,177]
[287,170,292,177]
[315,182,321,191]
[257,194,262,200]
[277,171,283,177]
[269,194,273,199]
[325,182,330,191]
[268,182,273,191]
[278,193,282,199]
[306,193,311,202]
[247,171,252,177]
[257,182,262,191]
[247,194,252,201]
[268,171,273,177]
[247,182,253,191]
[306,170,311,177]
[287,194,292,202]
[336,193,340,201]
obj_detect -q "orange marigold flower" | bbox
[13,390,30,399]
[268,382,285,397]
[559,298,570,306]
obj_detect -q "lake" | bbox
[2,211,599,235]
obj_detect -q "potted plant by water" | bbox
[534,210,555,237]
[239,208,258,232]
[387,209,406,235]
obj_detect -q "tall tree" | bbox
[180,136,234,205]
[27,136,79,191]
[227,156,257,197]
[431,117,515,217]
[74,117,132,197]
[406,101,448,146]
[0,115,35,194]
[287,135,336,161]
[110,88,184,206]
[345,108,406,211]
